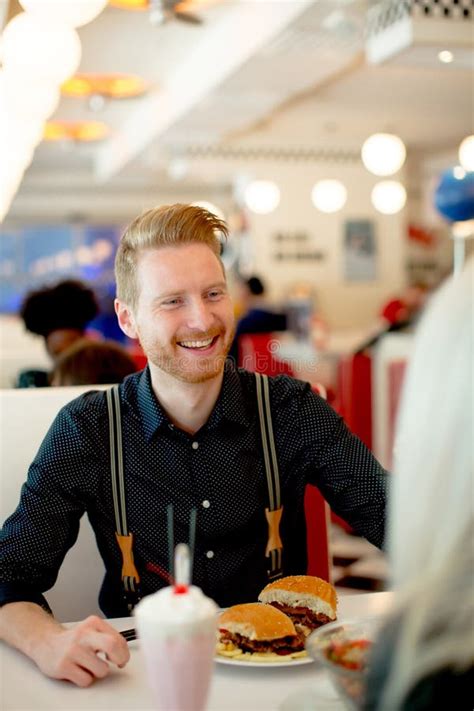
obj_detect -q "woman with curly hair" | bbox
[17,279,99,387]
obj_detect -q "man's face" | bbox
[116,243,235,384]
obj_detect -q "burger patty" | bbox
[220,630,305,655]
[269,602,333,630]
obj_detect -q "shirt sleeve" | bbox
[0,400,102,613]
[295,384,389,549]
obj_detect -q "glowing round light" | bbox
[458,135,474,172]
[191,201,225,221]
[244,180,280,215]
[19,0,108,27]
[361,133,406,176]
[0,69,60,120]
[371,180,407,215]
[167,157,189,181]
[453,166,466,180]
[311,179,347,213]
[438,50,454,64]
[452,220,474,239]
[2,13,82,84]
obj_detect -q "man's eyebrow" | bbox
[205,281,227,290]
[153,281,227,301]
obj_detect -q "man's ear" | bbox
[115,299,138,339]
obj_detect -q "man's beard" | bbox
[139,324,235,384]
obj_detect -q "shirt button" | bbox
[206,550,214,559]
[192,441,199,450]
[202,500,210,509]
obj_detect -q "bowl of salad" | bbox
[306,616,382,710]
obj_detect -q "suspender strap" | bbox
[106,386,141,611]
[255,373,283,581]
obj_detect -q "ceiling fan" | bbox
[149,0,203,25]
[109,0,219,25]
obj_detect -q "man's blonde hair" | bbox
[115,203,228,309]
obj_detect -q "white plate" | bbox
[215,654,313,668]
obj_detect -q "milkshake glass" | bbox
[134,545,218,711]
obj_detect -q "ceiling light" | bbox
[452,220,474,239]
[438,50,454,64]
[2,13,81,85]
[311,179,347,213]
[109,0,148,9]
[458,135,474,172]
[61,73,148,99]
[244,180,280,215]
[453,166,466,180]
[361,133,406,177]
[168,157,189,181]
[44,121,110,142]
[19,0,108,28]
[371,181,406,215]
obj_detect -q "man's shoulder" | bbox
[235,368,310,404]
[55,370,142,421]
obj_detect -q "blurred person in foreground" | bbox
[51,339,138,387]
[17,279,99,387]
[0,204,388,686]
[364,259,473,710]
[228,274,287,363]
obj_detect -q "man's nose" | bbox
[186,299,215,331]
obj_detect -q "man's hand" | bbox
[0,603,130,688]
[32,615,130,687]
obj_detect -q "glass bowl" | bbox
[306,616,383,710]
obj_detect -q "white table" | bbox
[0,592,393,711]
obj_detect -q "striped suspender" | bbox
[106,375,283,608]
[106,385,141,612]
[255,373,284,581]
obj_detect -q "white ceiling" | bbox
[2,0,473,223]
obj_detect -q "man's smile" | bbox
[176,335,219,351]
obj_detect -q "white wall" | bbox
[240,162,406,329]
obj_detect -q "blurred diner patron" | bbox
[0,204,388,687]
[17,279,100,387]
[51,338,138,387]
[379,283,428,327]
[355,283,429,355]
[228,274,287,363]
[364,260,473,710]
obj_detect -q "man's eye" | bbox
[208,290,223,299]
[162,298,181,307]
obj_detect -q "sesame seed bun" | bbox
[219,603,297,641]
[258,575,337,620]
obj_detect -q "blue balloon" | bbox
[434,168,474,222]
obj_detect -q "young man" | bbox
[0,204,388,686]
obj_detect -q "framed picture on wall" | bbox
[343,219,377,281]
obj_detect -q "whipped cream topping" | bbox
[135,585,218,637]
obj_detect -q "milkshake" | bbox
[135,545,218,711]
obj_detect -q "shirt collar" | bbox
[135,367,170,441]
[129,362,251,441]
[206,360,251,431]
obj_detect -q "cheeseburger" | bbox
[258,575,337,635]
[217,603,305,658]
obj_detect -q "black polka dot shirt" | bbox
[0,364,388,617]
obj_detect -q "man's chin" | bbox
[150,354,228,384]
